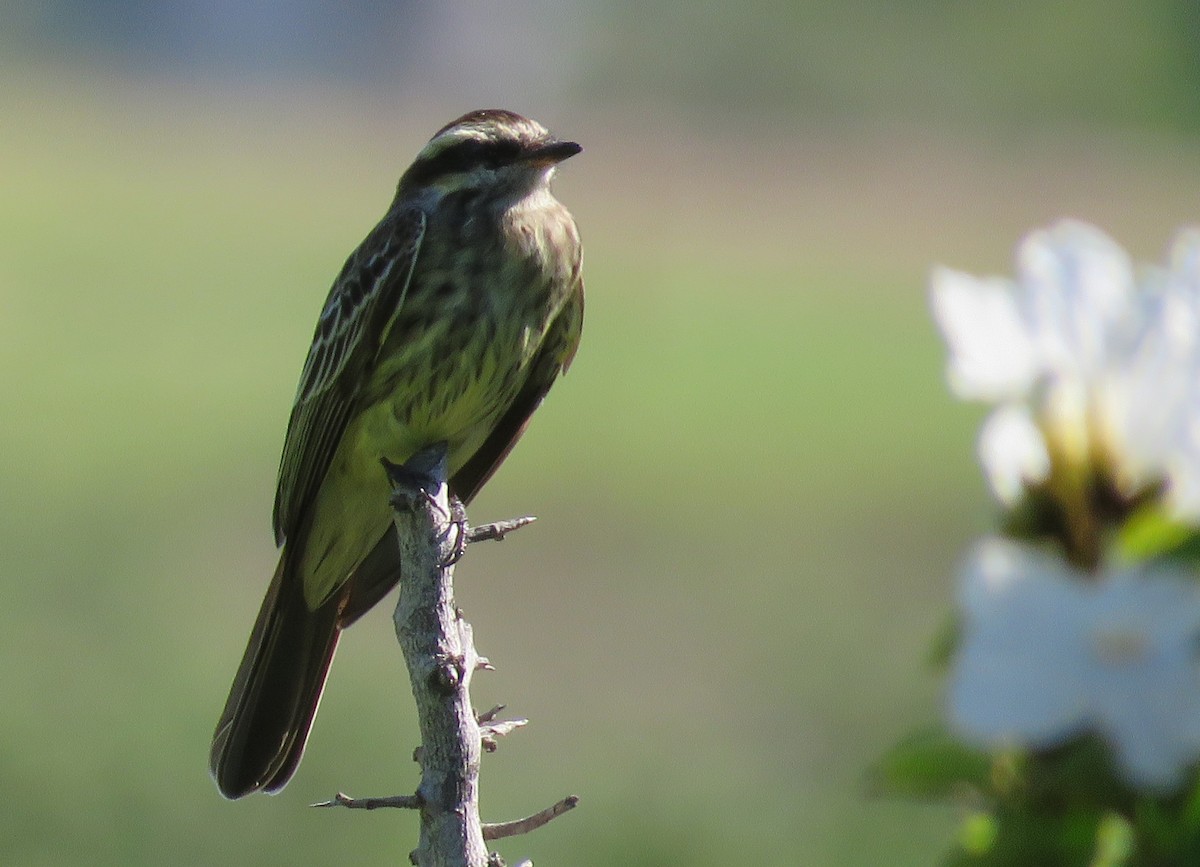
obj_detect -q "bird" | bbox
[210,109,583,799]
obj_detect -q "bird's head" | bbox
[397,109,581,201]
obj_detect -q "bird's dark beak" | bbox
[524,140,582,166]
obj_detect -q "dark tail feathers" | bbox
[209,549,342,799]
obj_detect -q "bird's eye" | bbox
[403,137,525,189]
[485,139,522,167]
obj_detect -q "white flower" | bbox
[931,268,1039,402]
[947,537,1200,790]
[930,221,1200,516]
[977,406,1050,507]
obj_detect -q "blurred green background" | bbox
[3,3,1199,864]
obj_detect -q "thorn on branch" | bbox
[481,717,529,752]
[476,705,526,751]
[466,516,537,544]
[477,704,506,724]
[481,718,528,738]
[311,791,422,810]
[482,795,580,841]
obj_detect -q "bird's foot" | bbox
[440,495,469,566]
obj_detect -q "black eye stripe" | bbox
[405,138,524,187]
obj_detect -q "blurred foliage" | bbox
[3,1,1200,132]
[1118,506,1200,568]
[880,729,1200,864]
[590,0,1200,132]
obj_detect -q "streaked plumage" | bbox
[211,110,583,799]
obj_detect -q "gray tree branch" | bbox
[389,444,489,867]
[313,442,576,866]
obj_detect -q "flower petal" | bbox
[949,540,1090,745]
[930,267,1038,401]
[1016,221,1135,379]
[977,406,1050,504]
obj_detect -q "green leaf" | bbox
[1092,811,1134,867]
[1116,506,1200,568]
[948,808,1104,866]
[927,613,960,669]
[1022,737,1132,811]
[871,727,994,798]
[959,811,998,856]
[1142,798,1177,843]
[1180,775,1200,834]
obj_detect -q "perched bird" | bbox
[211,109,583,799]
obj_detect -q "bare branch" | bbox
[311,791,421,810]
[466,516,537,543]
[482,796,580,841]
[324,444,577,865]
[477,705,507,724]
[387,443,490,866]
[480,718,529,752]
